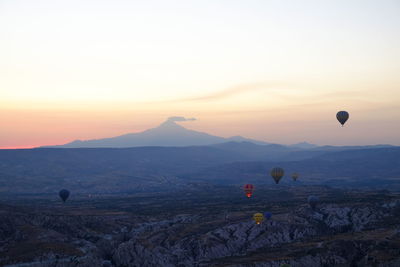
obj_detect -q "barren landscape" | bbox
[1,186,400,267]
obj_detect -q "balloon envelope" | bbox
[264,212,272,220]
[253,213,264,224]
[271,167,284,184]
[244,184,254,198]
[292,173,299,181]
[336,111,349,126]
[308,195,320,210]
[59,189,70,202]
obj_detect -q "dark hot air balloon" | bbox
[59,189,70,203]
[292,173,299,181]
[264,212,272,220]
[244,184,254,198]
[336,111,349,126]
[271,167,284,184]
[308,195,319,210]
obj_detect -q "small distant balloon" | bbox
[271,167,284,184]
[336,111,349,126]
[264,212,272,220]
[244,184,254,198]
[253,213,264,225]
[308,195,320,210]
[292,173,299,181]
[59,189,70,203]
[224,210,229,220]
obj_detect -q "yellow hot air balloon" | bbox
[292,173,299,181]
[271,167,284,184]
[253,213,264,225]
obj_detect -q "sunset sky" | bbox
[1,0,400,148]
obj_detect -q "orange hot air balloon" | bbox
[244,184,254,198]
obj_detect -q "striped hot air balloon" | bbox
[270,167,284,184]
[243,184,254,198]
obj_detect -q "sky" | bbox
[1,0,400,148]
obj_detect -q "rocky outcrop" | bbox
[111,202,400,266]
[1,200,400,267]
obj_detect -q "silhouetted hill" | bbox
[211,142,303,161]
[288,141,318,149]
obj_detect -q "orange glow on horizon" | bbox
[0,146,37,150]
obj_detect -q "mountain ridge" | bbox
[43,116,274,148]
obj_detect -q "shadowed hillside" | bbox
[0,145,399,195]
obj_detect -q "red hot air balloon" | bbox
[244,184,254,198]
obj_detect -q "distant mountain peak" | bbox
[226,135,272,146]
[148,116,196,132]
[157,120,185,130]
[43,116,271,148]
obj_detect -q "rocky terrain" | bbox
[1,188,400,267]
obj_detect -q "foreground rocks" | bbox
[1,199,400,267]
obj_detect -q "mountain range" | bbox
[44,116,304,148]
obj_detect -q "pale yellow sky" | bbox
[1,0,400,148]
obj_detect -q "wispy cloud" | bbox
[166,116,196,122]
[177,82,283,102]
[173,82,369,104]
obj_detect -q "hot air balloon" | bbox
[59,189,70,203]
[264,212,272,220]
[244,184,254,198]
[223,210,229,221]
[292,173,299,181]
[308,195,320,210]
[271,167,284,184]
[253,213,264,225]
[336,111,349,126]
